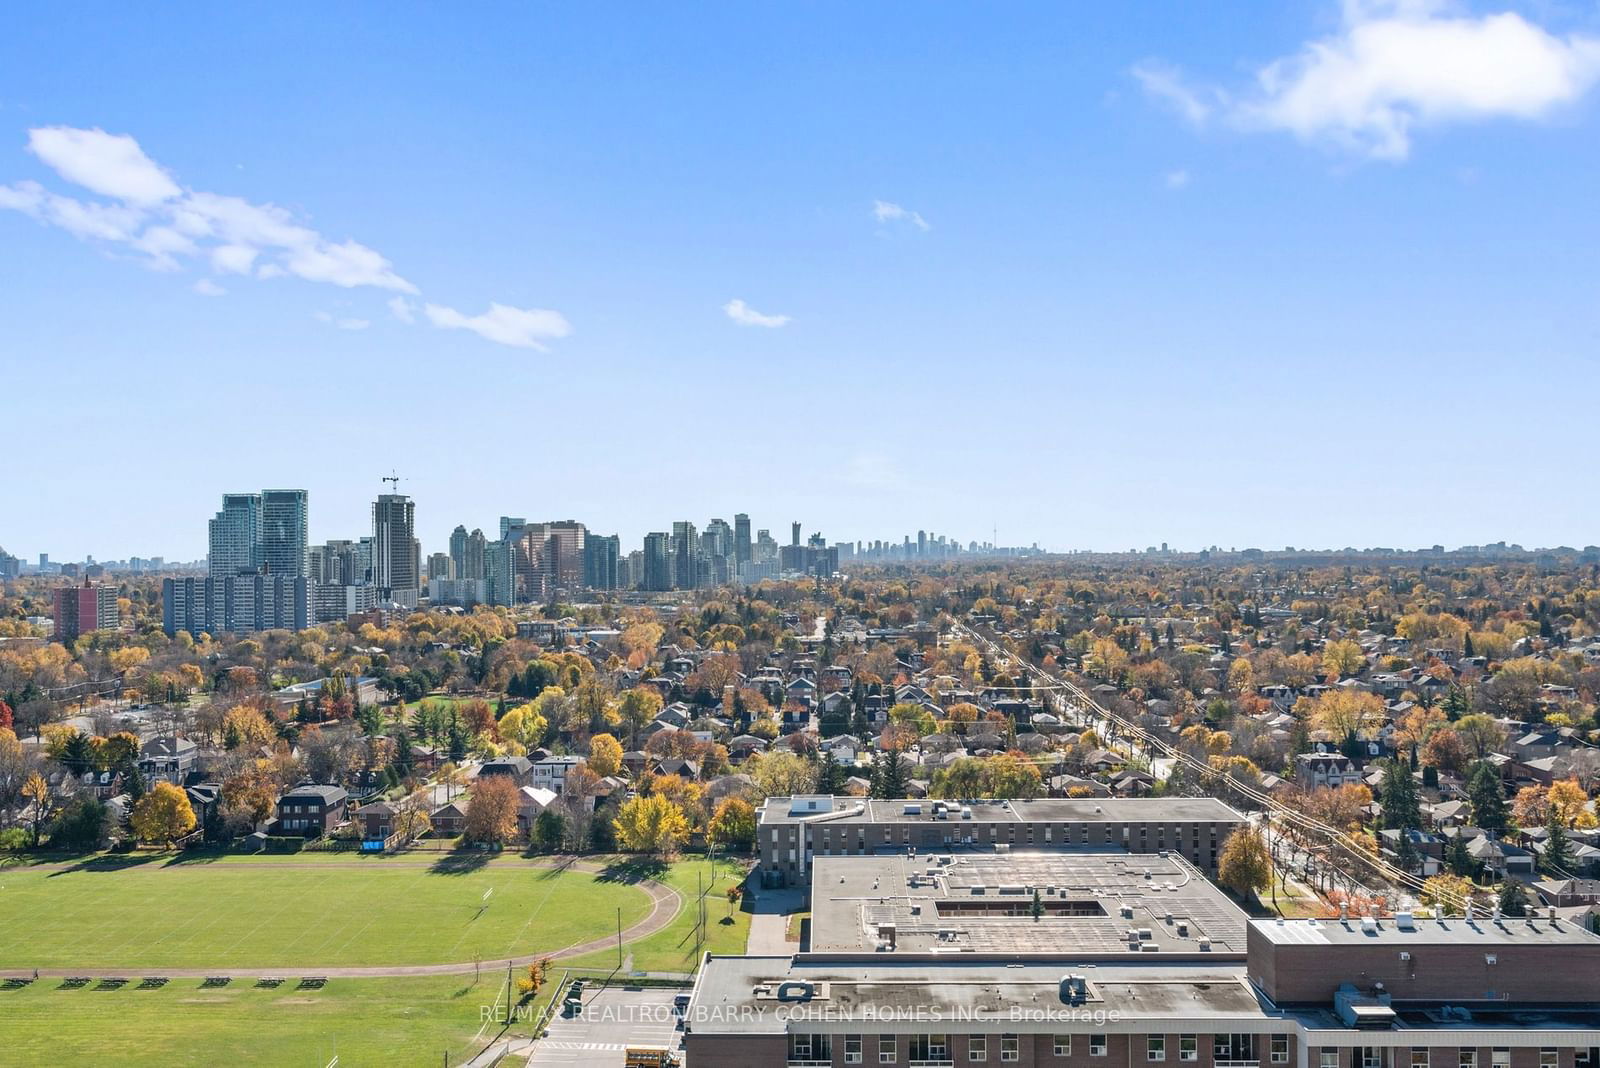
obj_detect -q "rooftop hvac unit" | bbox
[1198,938,1211,951]
[1395,912,1415,931]
[1361,916,1378,934]
[1176,922,1189,937]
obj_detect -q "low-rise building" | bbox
[755,795,1247,886]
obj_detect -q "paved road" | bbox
[0,858,683,981]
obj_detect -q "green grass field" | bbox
[0,975,502,1067]
[562,855,749,974]
[0,854,654,969]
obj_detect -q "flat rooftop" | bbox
[1251,914,1600,947]
[761,796,1245,827]
[687,957,1264,1036]
[808,849,1248,957]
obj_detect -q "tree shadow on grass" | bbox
[595,858,667,885]
[430,850,494,875]
[46,852,168,877]
[162,847,227,867]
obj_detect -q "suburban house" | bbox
[477,755,534,787]
[516,786,560,836]
[138,736,198,785]
[429,800,468,835]
[276,784,350,837]
[531,754,587,793]
[1294,751,1362,789]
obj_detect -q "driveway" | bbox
[745,886,804,955]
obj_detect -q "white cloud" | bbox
[872,199,930,231]
[192,279,225,297]
[1,132,417,290]
[1136,1,1600,160]
[424,301,573,349]
[1165,168,1192,189]
[314,310,372,331]
[387,296,416,324]
[210,243,258,275]
[1132,62,1215,125]
[27,126,180,203]
[0,125,572,348]
[722,298,791,328]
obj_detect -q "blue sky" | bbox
[3,2,1599,561]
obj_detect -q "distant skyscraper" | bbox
[499,516,526,540]
[734,513,752,566]
[261,489,309,578]
[671,521,701,590]
[584,533,620,590]
[208,493,262,577]
[464,528,487,581]
[791,521,802,547]
[427,552,452,580]
[373,493,419,606]
[643,532,672,592]
[449,525,469,578]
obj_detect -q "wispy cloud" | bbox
[1134,1,1600,160]
[723,298,791,328]
[872,199,930,232]
[387,296,416,324]
[1164,168,1191,189]
[1132,62,1215,126]
[192,278,225,297]
[0,125,573,348]
[315,310,371,331]
[424,302,573,349]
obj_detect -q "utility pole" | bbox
[617,906,623,968]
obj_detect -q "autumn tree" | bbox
[613,793,690,856]
[1217,827,1271,900]
[498,702,549,752]
[21,772,56,846]
[1321,640,1365,679]
[1419,874,1475,916]
[463,774,521,847]
[130,782,197,845]
[1307,690,1384,740]
[707,797,756,851]
[615,688,663,748]
[588,733,623,778]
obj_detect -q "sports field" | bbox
[0,974,503,1067]
[0,853,655,970]
[561,855,749,973]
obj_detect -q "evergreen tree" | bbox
[815,753,845,795]
[1498,878,1529,917]
[871,748,908,799]
[1542,813,1574,875]
[121,760,146,804]
[1467,760,1509,835]
[1378,758,1421,830]
[1446,833,1475,879]
[1395,829,1419,873]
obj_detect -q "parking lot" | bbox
[528,984,685,1068]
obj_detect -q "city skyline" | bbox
[6,4,1600,557]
